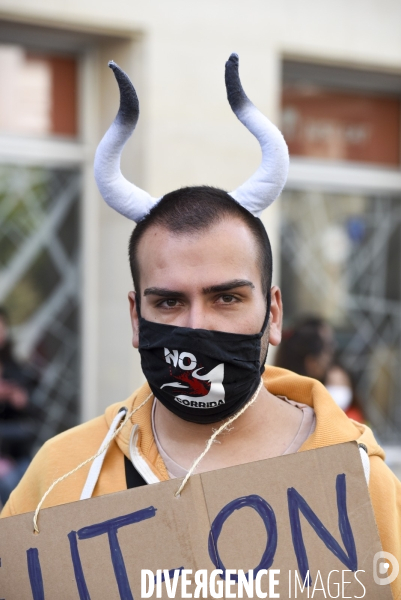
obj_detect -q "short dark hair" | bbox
[128,186,273,299]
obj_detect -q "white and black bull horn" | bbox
[94,55,289,222]
[94,61,159,222]
[226,53,289,216]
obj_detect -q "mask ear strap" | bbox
[135,290,142,319]
[256,217,272,336]
[259,301,271,374]
[261,292,271,334]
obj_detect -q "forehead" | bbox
[136,218,262,290]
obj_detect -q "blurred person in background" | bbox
[0,307,38,505]
[325,363,364,423]
[274,315,335,382]
[275,315,365,422]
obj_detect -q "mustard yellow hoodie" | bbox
[1,367,400,598]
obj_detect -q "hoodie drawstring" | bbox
[358,443,370,486]
[33,393,153,533]
[80,407,128,500]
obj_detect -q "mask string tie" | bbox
[174,378,264,497]
[33,391,154,534]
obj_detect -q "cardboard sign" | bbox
[0,442,393,599]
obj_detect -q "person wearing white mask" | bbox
[326,363,364,423]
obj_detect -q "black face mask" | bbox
[138,310,269,424]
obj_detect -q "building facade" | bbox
[0,1,400,456]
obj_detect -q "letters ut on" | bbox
[26,474,357,598]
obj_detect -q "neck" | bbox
[154,384,303,473]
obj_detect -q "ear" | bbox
[268,286,283,346]
[128,291,140,348]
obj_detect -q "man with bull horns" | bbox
[1,54,400,599]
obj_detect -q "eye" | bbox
[157,298,180,308]
[219,294,237,303]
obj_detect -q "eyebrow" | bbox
[202,279,255,294]
[143,279,255,297]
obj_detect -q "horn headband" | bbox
[94,53,289,222]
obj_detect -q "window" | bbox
[281,60,401,443]
[0,37,82,444]
[282,88,400,166]
[0,44,77,137]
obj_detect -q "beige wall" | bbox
[0,0,400,417]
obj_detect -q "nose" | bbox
[184,302,213,331]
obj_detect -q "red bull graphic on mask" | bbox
[161,348,225,409]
